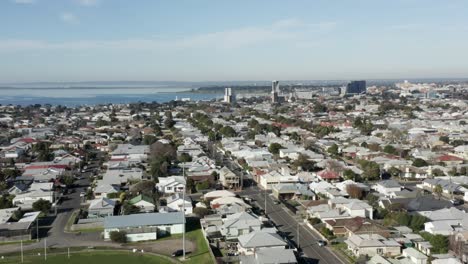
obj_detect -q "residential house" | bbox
[128,194,156,213]
[239,248,297,264]
[345,234,401,257]
[220,212,262,240]
[156,176,185,194]
[237,229,287,255]
[165,193,193,215]
[219,167,240,189]
[272,183,316,200]
[373,180,402,196]
[88,197,116,218]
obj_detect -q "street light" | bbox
[182,166,186,260]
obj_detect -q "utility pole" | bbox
[36,218,39,242]
[297,223,300,249]
[44,238,47,261]
[68,247,70,259]
[182,166,186,260]
[20,239,23,263]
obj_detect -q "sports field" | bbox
[0,250,175,264]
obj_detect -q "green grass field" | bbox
[0,251,174,264]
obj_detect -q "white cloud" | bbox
[59,12,79,24]
[11,0,35,4]
[0,18,337,52]
[77,0,99,6]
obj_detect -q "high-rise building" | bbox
[224,87,235,103]
[271,80,279,103]
[345,80,367,95]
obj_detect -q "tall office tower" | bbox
[224,87,235,103]
[345,80,367,95]
[271,80,279,103]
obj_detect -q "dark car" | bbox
[317,240,327,247]
[451,199,464,206]
[172,250,184,257]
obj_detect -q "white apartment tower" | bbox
[224,87,235,103]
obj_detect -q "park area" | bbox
[0,250,175,264]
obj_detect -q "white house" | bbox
[128,194,156,213]
[373,180,402,196]
[166,193,193,215]
[237,229,287,255]
[156,176,185,194]
[345,234,401,257]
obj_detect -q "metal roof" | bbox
[104,212,184,229]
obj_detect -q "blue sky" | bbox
[1,0,467,82]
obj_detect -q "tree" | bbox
[0,195,13,209]
[186,178,195,194]
[343,169,359,181]
[122,202,140,215]
[219,126,237,137]
[346,184,364,199]
[327,144,339,156]
[432,168,445,177]
[433,184,443,200]
[143,135,157,145]
[387,167,401,178]
[109,231,127,243]
[293,154,316,171]
[61,175,75,187]
[413,158,428,167]
[383,145,397,155]
[439,136,450,144]
[32,199,51,214]
[268,143,283,155]
[178,153,192,163]
[130,180,155,195]
[193,207,211,218]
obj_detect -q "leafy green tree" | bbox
[219,126,237,137]
[0,195,13,209]
[178,153,192,163]
[186,178,195,194]
[343,169,359,181]
[293,154,316,171]
[32,199,52,214]
[387,167,401,178]
[61,175,75,187]
[383,145,397,155]
[413,158,428,167]
[327,144,339,156]
[268,143,283,155]
[109,231,127,243]
[439,136,450,144]
[143,135,157,145]
[193,207,211,218]
[122,202,140,215]
[433,184,443,200]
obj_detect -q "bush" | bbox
[309,217,321,225]
[193,207,211,218]
[320,226,335,239]
[109,231,127,243]
[32,199,52,214]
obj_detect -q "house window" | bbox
[167,187,172,191]
[377,248,383,255]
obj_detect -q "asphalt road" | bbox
[240,187,348,264]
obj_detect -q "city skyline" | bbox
[1,0,468,82]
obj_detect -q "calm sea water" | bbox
[0,87,222,106]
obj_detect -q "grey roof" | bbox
[239,248,297,264]
[238,230,286,248]
[104,212,184,229]
[378,179,401,188]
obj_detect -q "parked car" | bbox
[451,199,463,206]
[317,240,327,247]
[172,250,184,257]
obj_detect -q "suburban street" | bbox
[239,186,347,264]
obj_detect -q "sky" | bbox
[1,0,468,83]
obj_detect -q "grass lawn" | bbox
[0,250,174,264]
